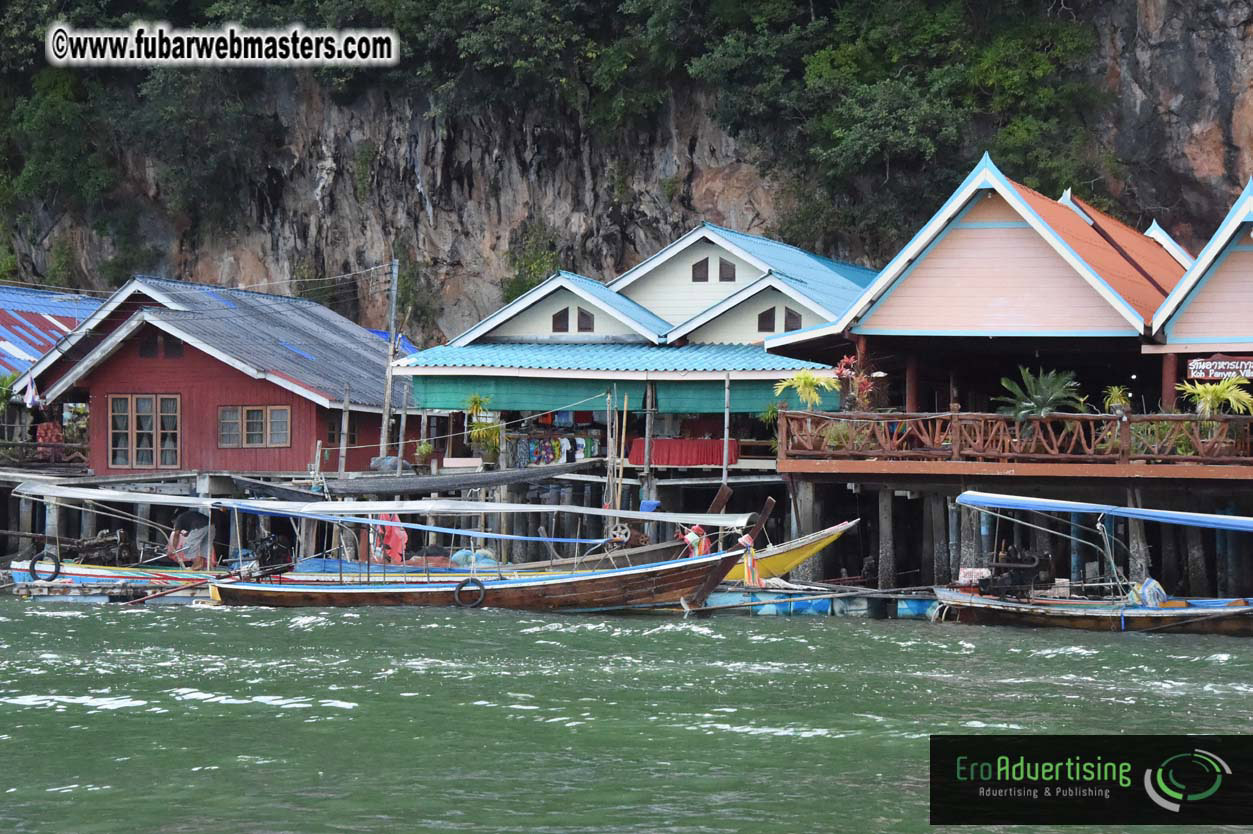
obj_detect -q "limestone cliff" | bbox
[13,77,775,342]
[12,0,1253,339]
[1090,0,1253,250]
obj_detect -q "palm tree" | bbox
[773,370,838,410]
[993,366,1085,421]
[1176,377,1253,418]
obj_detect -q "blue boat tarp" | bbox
[957,491,1253,534]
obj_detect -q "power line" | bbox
[0,262,393,299]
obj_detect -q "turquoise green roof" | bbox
[398,342,830,372]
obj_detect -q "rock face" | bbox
[13,1,1253,336]
[1089,0,1253,251]
[14,76,776,342]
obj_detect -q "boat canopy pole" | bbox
[964,506,1107,563]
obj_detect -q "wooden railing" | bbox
[779,410,1253,466]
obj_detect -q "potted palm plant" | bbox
[1176,376,1253,456]
[992,366,1085,453]
[465,394,502,463]
[774,370,840,452]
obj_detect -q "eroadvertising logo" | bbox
[1143,749,1231,812]
[930,735,1253,825]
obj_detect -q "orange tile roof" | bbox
[1004,180,1186,324]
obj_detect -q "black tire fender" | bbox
[452,577,486,608]
[28,551,61,582]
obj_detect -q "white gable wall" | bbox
[618,239,762,324]
[483,288,640,341]
[687,289,824,344]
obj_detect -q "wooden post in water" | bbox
[877,488,894,589]
[44,501,60,550]
[791,479,820,583]
[18,498,33,559]
[1185,525,1210,596]
[1160,524,1181,594]
[1126,489,1149,583]
[1069,513,1084,583]
[946,500,959,579]
[931,494,949,585]
[920,496,934,586]
[959,506,979,571]
[80,503,97,540]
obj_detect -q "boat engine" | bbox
[979,549,1040,596]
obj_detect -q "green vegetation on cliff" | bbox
[0,0,1105,277]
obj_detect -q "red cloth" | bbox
[628,438,739,466]
[375,513,409,564]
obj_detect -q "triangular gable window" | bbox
[577,307,594,333]
[552,308,569,333]
[692,258,709,282]
[784,307,801,332]
[757,307,775,333]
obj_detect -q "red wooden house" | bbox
[17,276,415,474]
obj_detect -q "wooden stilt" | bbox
[1185,525,1211,597]
[930,494,949,585]
[920,496,934,586]
[19,497,34,559]
[946,499,959,578]
[1161,524,1181,594]
[960,506,978,571]
[877,488,894,589]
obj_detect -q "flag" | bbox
[22,374,39,409]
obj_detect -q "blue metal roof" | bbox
[366,328,419,355]
[556,271,673,337]
[399,342,830,372]
[704,222,877,303]
[0,285,101,374]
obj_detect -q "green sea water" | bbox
[2,599,1251,834]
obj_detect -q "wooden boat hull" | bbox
[933,588,1253,636]
[211,549,744,611]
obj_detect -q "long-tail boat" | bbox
[209,499,781,611]
[931,491,1253,636]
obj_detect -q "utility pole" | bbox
[378,258,399,458]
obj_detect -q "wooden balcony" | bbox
[778,410,1253,480]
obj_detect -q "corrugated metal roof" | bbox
[130,276,402,407]
[557,270,673,337]
[398,342,830,372]
[711,222,877,290]
[0,286,101,375]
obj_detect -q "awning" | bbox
[408,376,839,414]
[957,491,1253,534]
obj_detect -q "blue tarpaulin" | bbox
[957,491,1253,534]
